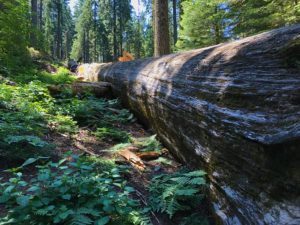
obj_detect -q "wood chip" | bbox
[136,151,160,160]
[118,149,146,172]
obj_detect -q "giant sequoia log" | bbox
[87,25,300,224]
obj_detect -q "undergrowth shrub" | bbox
[0,82,55,163]
[0,77,136,164]
[93,127,133,143]
[70,98,135,127]
[133,135,162,154]
[148,169,207,223]
[0,153,150,225]
[12,67,76,85]
[0,81,79,163]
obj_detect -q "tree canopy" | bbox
[0,0,299,70]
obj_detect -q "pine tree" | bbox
[177,0,230,50]
[0,0,32,70]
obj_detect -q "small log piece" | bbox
[47,81,112,98]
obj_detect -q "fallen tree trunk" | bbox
[48,81,112,98]
[93,25,300,224]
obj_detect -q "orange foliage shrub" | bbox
[118,51,135,62]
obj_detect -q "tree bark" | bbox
[39,0,43,30]
[56,1,61,59]
[94,25,300,225]
[152,0,156,56]
[83,29,86,62]
[178,0,183,30]
[31,0,38,28]
[119,18,123,57]
[65,30,69,59]
[31,0,38,45]
[113,0,117,61]
[86,29,90,63]
[93,0,97,62]
[154,0,170,56]
[172,0,177,46]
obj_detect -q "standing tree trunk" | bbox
[113,0,117,61]
[119,17,123,56]
[31,0,38,45]
[31,0,38,28]
[65,30,69,59]
[172,0,177,46]
[152,0,156,56]
[93,0,97,62]
[154,0,170,57]
[56,1,61,59]
[179,0,183,30]
[86,29,90,63]
[83,30,86,63]
[39,0,43,30]
[53,39,56,58]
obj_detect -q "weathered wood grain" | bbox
[94,25,300,224]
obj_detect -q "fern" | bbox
[71,214,93,225]
[154,157,173,165]
[189,177,206,185]
[75,207,100,217]
[148,169,206,219]
[134,135,162,154]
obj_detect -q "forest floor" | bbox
[0,118,211,224]
[0,61,211,224]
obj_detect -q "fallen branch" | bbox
[118,149,146,172]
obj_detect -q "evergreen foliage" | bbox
[177,0,300,50]
[0,0,32,72]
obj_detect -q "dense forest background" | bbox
[0,0,299,73]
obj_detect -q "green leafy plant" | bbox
[93,127,133,143]
[148,169,206,219]
[154,157,173,165]
[48,114,78,133]
[0,82,55,162]
[134,135,162,154]
[0,154,150,225]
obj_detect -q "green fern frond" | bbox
[75,207,100,217]
[184,170,206,177]
[71,214,93,225]
[170,176,190,184]
[174,188,199,196]
[148,169,207,220]
[188,177,206,185]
